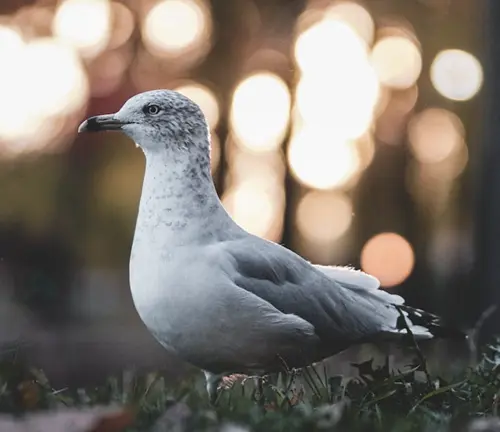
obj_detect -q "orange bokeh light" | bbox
[361,232,415,287]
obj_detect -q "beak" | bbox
[78,114,126,133]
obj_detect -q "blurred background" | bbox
[0,0,492,385]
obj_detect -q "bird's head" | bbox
[78,89,209,154]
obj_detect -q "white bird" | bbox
[78,90,465,403]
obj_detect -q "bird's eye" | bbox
[144,104,161,115]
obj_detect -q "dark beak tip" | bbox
[78,117,101,133]
[78,119,89,133]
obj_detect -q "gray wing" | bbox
[218,235,432,355]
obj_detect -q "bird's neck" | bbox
[134,147,232,247]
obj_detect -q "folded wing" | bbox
[220,235,440,356]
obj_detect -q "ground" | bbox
[0,339,500,431]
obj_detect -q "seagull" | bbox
[78,90,465,403]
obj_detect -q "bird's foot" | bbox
[219,373,249,390]
[204,371,269,405]
[204,372,250,405]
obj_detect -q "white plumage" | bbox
[78,90,464,403]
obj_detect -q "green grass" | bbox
[1,340,500,431]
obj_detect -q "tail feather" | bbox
[396,304,467,340]
[315,264,466,341]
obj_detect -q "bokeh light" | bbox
[361,233,415,287]
[371,36,422,89]
[294,18,368,74]
[408,139,469,204]
[325,1,375,46]
[230,72,291,152]
[0,37,88,149]
[0,25,24,57]
[288,127,360,190]
[296,191,353,242]
[23,39,89,116]
[52,0,112,59]
[430,49,483,101]
[295,67,379,140]
[377,21,417,41]
[407,138,470,220]
[408,108,465,164]
[294,16,379,141]
[174,82,220,130]
[222,180,284,241]
[142,0,211,57]
[225,143,286,187]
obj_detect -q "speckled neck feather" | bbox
[133,135,234,249]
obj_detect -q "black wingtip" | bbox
[398,305,467,340]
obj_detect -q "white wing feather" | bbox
[314,264,405,305]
